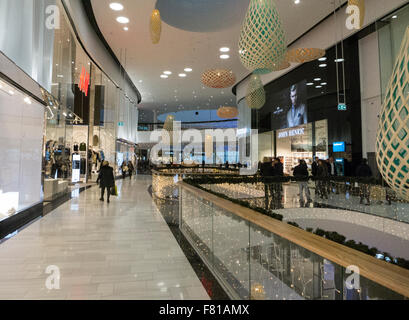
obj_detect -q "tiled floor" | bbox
[0,175,209,300]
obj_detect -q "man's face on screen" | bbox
[290,89,297,106]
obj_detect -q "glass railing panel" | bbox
[180,188,213,262]
[212,203,250,300]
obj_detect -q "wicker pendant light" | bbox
[201,69,236,88]
[286,48,326,63]
[217,106,239,119]
[150,9,162,44]
[246,74,266,110]
[376,27,409,201]
[238,0,287,72]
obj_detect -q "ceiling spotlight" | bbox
[116,17,129,24]
[294,0,300,4]
[315,85,322,88]
[335,58,344,63]
[306,83,314,86]
[163,71,172,75]
[178,73,187,77]
[319,64,327,67]
[220,54,230,59]
[160,75,168,79]
[24,97,32,104]
[184,68,193,72]
[392,15,398,19]
[139,80,143,83]
[321,82,327,85]
[220,47,230,52]
[123,27,129,31]
[314,78,321,81]
[109,3,124,11]
[318,57,327,61]
[8,90,14,95]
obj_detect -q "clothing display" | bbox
[79,142,87,151]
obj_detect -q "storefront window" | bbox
[0,79,44,220]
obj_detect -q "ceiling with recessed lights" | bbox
[90,0,347,115]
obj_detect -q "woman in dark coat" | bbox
[96,161,115,203]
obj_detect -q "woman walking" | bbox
[317,160,329,199]
[96,161,115,203]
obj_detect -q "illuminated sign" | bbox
[338,103,347,111]
[278,127,305,139]
[79,67,90,96]
[333,141,346,152]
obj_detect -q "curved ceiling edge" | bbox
[79,0,142,104]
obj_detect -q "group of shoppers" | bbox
[260,156,373,207]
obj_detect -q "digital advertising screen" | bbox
[269,80,308,130]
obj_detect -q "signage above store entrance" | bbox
[277,127,305,139]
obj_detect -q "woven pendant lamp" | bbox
[348,0,365,28]
[238,0,287,72]
[286,48,326,63]
[376,27,409,201]
[150,9,162,44]
[246,74,266,110]
[217,106,239,119]
[201,69,236,88]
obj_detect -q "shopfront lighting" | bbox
[110,3,124,11]
[116,17,129,24]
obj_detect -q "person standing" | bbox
[128,161,134,179]
[355,158,373,205]
[96,161,115,203]
[317,160,329,199]
[326,157,338,194]
[121,161,128,180]
[260,157,274,209]
[311,156,320,197]
[272,158,284,200]
[293,159,311,203]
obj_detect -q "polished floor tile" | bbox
[0,175,209,300]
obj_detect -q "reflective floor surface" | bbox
[0,175,209,300]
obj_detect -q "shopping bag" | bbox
[111,185,118,196]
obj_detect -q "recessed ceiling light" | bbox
[178,73,187,77]
[24,97,31,104]
[294,0,300,4]
[220,54,230,59]
[139,80,143,83]
[160,75,168,79]
[306,83,314,86]
[318,57,327,61]
[314,78,321,81]
[315,85,322,88]
[220,47,230,52]
[321,82,327,85]
[110,3,124,11]
[8,90,14,95]
[123,27,129,31]
[319,64,327,67]
[116,17,129,24]
[392,15,397,19]
[184,68,193,72]
[163,71,172,75]
[335,58,344,63]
